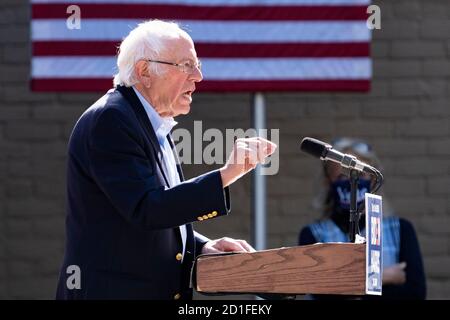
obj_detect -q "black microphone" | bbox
[300,137,377,174]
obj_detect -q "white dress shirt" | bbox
[132,87,187,261]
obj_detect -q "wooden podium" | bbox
[194,243,367,296]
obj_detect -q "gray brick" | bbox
[392,1,421,19]
[35,254,63,276]
[278,135,312,156]
[384,178,426,196]
[393,158,449,175]
[31,142,67,159]
[427,281,450,300]
[420,20,450,39]
[34,179,65,198]
[375,20,419,40]
[361,100,419,118]
[33,216,65,239]
[0,65,30,83]
[280,195,316,218]
[8,276,58,299]
[6,198,63,217]
[2,45,30,63]
[423,60,450,76]
[7,238,63,260]
[5,179,33,198]
[279,158,319,178]
[396,119,449,137]
[0,0,30,7]
[371,41,389,58]
[419,234,449,256]
[420,99,450,117]
[266,102,307,119]
[372,139,427,157]
[276,119,335,136]
[373,60,421,78]
[391,80,447,98]
[367,82,389,98]
[268,176,314,196]
[5,218,33,237]
[2,85,57,103]
[428,177,450,195]
[424,257,450,278]
[391,41,446,58]
[32,106,84,122]
[0,25,28,43]
[267,214,305,235]
[8,261,36,278]
[429,138,450,155]
[336,120,393,137]
[0,7,16,25]
[5,122,60,141]
[0,106,30,120]
[423,2,450,19]
[0,140,31,158]
[334,102,361,118]
[305,101,335,118]
[7,159,34,178]
[390,197,447,216]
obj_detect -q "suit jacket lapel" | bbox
[116,85,171,187]
[117,86,194,255]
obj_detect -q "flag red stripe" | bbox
[32,4,369,20]
[31,79,370,92]
[33,41,370,57]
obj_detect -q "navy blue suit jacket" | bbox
[56,86,230,300]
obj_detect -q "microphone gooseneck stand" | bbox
[348,166,384,243]
[349,169,360,243]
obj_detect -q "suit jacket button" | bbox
[176,253,183,261]
[212,211,218,216]
[174,293,181,300]
[207,213,213,218]
[197,217,203,221]
[202,215,208,220]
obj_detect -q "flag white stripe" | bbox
[32,0,371,6]
[32,20,371,42]
[32,57,371,79]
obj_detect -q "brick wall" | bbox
[0,0,449,299]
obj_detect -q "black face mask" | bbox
[330,178,371,213]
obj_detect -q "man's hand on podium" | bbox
[201,237,256,254]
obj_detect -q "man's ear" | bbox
[135,60,152,88]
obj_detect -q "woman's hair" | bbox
[113,20,190,87]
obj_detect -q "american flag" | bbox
[31,0,372,92]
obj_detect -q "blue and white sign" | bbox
[365,193,383,296]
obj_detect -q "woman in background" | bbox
[298,137,426,300]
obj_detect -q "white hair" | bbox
[113,20,190,87]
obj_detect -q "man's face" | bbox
[146,36,203,117]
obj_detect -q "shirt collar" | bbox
[132,86,177,145]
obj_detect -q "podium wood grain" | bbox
[196,243,366,295]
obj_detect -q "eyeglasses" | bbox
[147,59,202,74]
[331,138,373,157]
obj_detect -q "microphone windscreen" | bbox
[300,137,330,158]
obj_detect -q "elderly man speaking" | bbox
[56,20,276,300]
